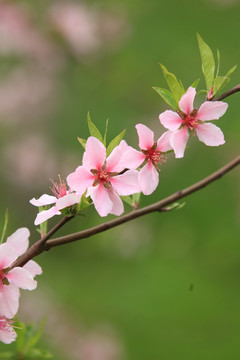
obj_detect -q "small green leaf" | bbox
[216,49,220,77]
[213,76,230,95]
[197,33,215,91]
[197,89,208,95]
[87,112,103,142]
[77,193,91,212]
[153,87,178,109]
[103,118,109,146]
[77,137,86,149]
[0,209,8,244]
[226,64,237,77]
[106,129,126,157]
[121,196,133,206]
[160,64,185,102]
[132,192,141,209]
[190,79,200,88]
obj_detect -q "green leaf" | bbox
[77,137,86,149]
[87,112,103,142]
[197,89,208,95]
[226,64,237,77]
[216,49,220,77]
[0,209,8,244]
[121,196,133,206]
[77,193,91,212]
[106,129,126,157]
[152,87,178,109]
[213,76,230,95]
[160,64,185,102]
[103,118,109,146]
[190,79,200,88]
[197,33,215,91]
[132,192,141,209]
[24,319,46,352]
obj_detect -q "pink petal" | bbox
[87,185,113,217]
[197,101,228,121]
[29,194,57,207]
[119,145,145,169]
[195,123,225,146]
[159,110,182,131]
[179,87,196,115]
[0,284,20,318]
[67,166,94,194]
[135,124,154,150]
[6,228,30,257]
[23,260,42,277]
[56,193,80,210]
[106,140,128,172]
[82,137,106,171]
[7,267,37,290]
[110,170,140,196]
[0,318,17,344]
[108,189,124,216]
[138,162,159,195]
[0,243,18,270]
[170,128,189,158]
[156,130,173,152]
[34,207,61,226]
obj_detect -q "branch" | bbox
[46,155,240,247]
[213,84,240,101]
[11,155,240,268]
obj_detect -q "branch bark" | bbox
[12,155,240,268]
[213,84,240,101]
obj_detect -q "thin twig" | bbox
[213,84,240,101]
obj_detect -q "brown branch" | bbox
[213,84,240,101]
[47,154,240,246]
[11,216,74,269]
[11,155,240,268]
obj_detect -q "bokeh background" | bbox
[0,0,239,359]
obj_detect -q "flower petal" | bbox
[110,170,140,196]
[82,137,106,171]
[108,189,124,216]
[197,101,228,121]
[56,193,80,210]
[170,128,189,158]
[0,318,17,344]
[0,243,18,270]
[138,162,159,195]
[6,228,30,257]
[0,284,20,318]
[135,124,154,150]
[195,123,225,146]
[34,207,61,226]
[159,110,182,131]
[179,87,196,115]
[87,185,113,217]
[23,260,42,277]
[6,267,37,290]
[120,146,145,169]
[106,140,129,172]
[29,194,57,207]
[67,166,94,195]
[156,130,173,152]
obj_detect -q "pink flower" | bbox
[0,228,42,319]
[0,317,17,344]
[67,137,140,217]
[30,177,80,225]
[122,124,172,195]
[159,87,228,158]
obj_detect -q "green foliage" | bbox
[0,320,52,360]
[87,112,103,142]
[121,193,141,209]
[103,118,109,147]
[77,137,86,149]
[0,209,8,244]
[153,87,178,110]
[160,64,185,102]
[197,33,215,91]
[106,129,126,157]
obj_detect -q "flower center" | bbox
[91,166,118,189]
[0,270,9,292]
[50,175,68,198]
[179,109,199,132]
[142,143,165,169]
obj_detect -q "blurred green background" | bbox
[0,0,239,359]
